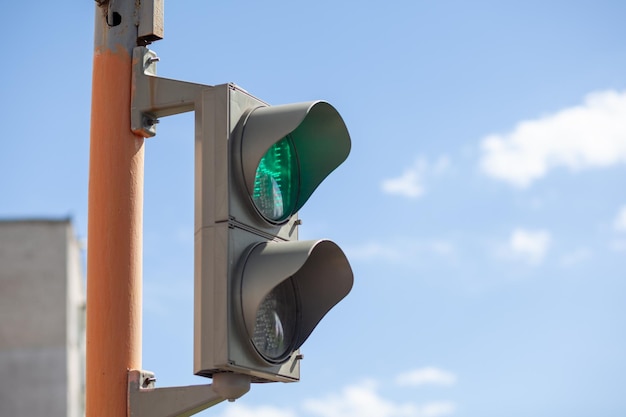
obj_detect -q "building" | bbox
[0,219,85,417]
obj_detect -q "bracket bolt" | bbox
[145,117,159,127]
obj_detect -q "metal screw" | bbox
[147,56,160,65]
[145,117,159,127]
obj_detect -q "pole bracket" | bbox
[128,370,251,417]
[131,46,210,138]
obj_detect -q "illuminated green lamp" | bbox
[239,101,351,224]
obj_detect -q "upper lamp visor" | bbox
[240,101,351,218]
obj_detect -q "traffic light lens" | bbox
[252,278,299,362]
[253,136,299,223]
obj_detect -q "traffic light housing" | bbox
[194,84,353,382]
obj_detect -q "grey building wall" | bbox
[0,219,85,417]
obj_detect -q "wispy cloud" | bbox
[505,228,552,265]
[215,404,296,417]
[303,380,417,417]
[381,156,450,199]
[303,379,456,417]
[213,370,458,417]
[613,205,626,232]
[395,367,458,387]
[480,90,626,187]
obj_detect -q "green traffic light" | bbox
[252,136,300,223]
[238,101,350,226]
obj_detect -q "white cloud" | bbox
[303,380,455,417]
[508,228,551,265]
[613,205,626,232]
[395,367,458,387]
[303,380,416,417]
[381,156,450,199]
[215,403,296,417]
[480,90,626,187]
[214,371,457,417]
[381,166,425,198]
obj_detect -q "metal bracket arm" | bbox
[131,46,211,138]
[128,370,251,417]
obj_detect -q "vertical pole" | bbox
[87,1,142,416]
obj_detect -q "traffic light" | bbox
[194,84,354,383]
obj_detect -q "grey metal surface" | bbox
[128,370,249,417]
[193,86,353,383]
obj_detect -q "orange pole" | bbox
[86,2,143,416]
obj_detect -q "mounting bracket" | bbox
[128,370,251,417]
[130,46,210,137]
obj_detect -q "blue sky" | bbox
[1,1,626,416]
